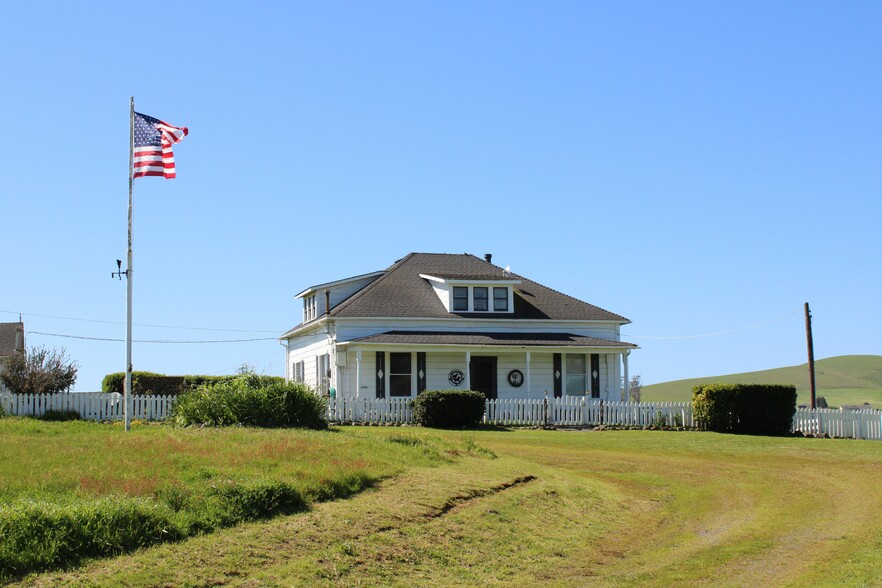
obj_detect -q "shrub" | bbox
[692,383,796,436]
[0,346,77,395]
[170,375,327,429]
[39,409,81,422]
[412,389,486,429]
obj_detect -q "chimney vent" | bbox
[484,253,492,264]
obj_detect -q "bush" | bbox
[412,389,486,429]
[170,374,327,429]
[102,372,284,396]
[0,346,77,395]
[692,383,796,436]
[39,409,81,422]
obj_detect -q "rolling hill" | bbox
[641,355,882,409]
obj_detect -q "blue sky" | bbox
[2,1,880,391]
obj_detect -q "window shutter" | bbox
[591,354,600,398]
[553,353,562,398]
[417,352,427,393]
[376,351,385,398]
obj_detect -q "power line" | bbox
[27,331,277,344]
[625,309,801,340]
[1,309,278,334]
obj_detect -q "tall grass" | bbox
[170,374,327,428]
[0,419,455,581]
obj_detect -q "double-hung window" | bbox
[452,287,469,311]
[493,287,508,311]
[315,354,330,395]
[292,361,305,383]
[389,352,412,397]
[473,287,489,311]
[566,354,587,396]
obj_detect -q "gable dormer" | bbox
[420,274,521,314]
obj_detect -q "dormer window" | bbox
[453,287,468,311]
[421,274,520,314]
[473,287,488,311]
[493,287,508,311]
[303,295,317,322]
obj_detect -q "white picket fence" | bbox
[0,392,174,422]
[792,408,882,440]
[2,392,880,440]
[326,396,413,424]
[485,397,693,428]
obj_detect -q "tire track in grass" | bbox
[16,458,538,587]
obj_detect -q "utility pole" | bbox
[804,302,816,409]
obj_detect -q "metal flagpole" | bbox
[125,96,134,432]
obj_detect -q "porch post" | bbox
[465,351,471,390]
[525,351,532,398]
[623,350,630,401]
[355,350,362,399]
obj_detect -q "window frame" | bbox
[389,352,412,397]
[565,354,588,396]
[473,287,489,311]
[452,287,469,311]
[493,287,508,311]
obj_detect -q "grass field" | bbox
[6,421,882,587]
[642,354,882,408]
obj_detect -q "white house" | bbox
[280,253,637,401]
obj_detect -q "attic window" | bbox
[493,287,508,311]
[473,287,488,311]
[303,295,317,322]
[453,287,468,311]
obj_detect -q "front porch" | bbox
[334,331,636,402]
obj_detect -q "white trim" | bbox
[419,274,521,286]
[295,271,385,299]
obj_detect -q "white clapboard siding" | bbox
[0,392,174,421]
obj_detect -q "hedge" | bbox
[692,383,796,436]
[412,389,486,429]
[101,372,284,396]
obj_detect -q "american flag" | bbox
[133,112,188,179]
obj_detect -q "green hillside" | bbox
[641,355,882,409]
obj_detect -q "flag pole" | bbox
[125,97,134,432]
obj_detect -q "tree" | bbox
[0,346,78,395]
[628,374,643,402]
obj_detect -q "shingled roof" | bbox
[326,253,629,323]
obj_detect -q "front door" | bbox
[470,356,497,400]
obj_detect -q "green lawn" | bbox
[7,421,882,587]
[642,354,882,408]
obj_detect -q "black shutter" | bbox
[376,351,385,398]
[553,353,562,398]
[591,353,600,398]
[417,352,427,393]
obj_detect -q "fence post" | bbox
[543,391,548,427]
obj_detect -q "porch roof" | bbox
[342,330,637,349]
